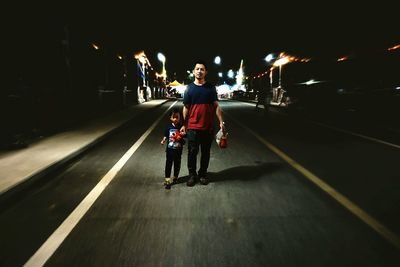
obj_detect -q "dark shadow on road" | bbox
[210,161,282,183]
[170,162,282,187]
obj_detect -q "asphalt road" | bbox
[1,100,399,267]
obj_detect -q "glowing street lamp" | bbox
[268,53,292,105]
[214,56,221,65]
[264,53,275,63]
[91,42,110,92]
[227,69,234,79]
[157,52,167,82]
[214,56,222,85]
[273,54,291,88]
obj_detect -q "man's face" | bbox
[193,64,207,80]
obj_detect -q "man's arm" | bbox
[215,101,226,132]
[182,104,189,122]
[180,104,189,134]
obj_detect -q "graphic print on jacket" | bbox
[168,128,183,149]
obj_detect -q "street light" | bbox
[273,55,290,88]
[157,52,167,82]
[214,56,222,85]
[91,42,109,90]
[157,52,167,98]
[118,54,131,106]
[214,56,221,65]
[227,69,234,79]
[186,70,194,84]
[264,53,275,63]
[271,53,291,105]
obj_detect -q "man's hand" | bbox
[180,125,186,135]
[220,121,226,133]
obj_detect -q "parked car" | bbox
[231,90,246,100]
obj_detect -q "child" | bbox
[161,108,185,189]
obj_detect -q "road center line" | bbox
[243,100,399,149]
[309,120,400,149]
[227,113,400,250]
[24,101,178,267]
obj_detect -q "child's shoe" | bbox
[164,178,172,189]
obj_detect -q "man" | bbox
[180,60,225,186]
[255,87,266,110]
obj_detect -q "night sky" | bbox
[8,2,399,81]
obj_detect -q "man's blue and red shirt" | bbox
[183,82,218,131]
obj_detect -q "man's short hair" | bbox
[194,59,208,71]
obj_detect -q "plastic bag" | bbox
[215,129,228,148]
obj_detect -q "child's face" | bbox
[170,112,180,124]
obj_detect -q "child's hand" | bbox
[161,139,166,145]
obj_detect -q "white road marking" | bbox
[227,113,400,250]
[238,100,399,149]
[310,120,400,149]
[24,101,178,267]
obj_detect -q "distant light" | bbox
[297,79,325,86]
[227,69,234,78]
[157,52,166,63]
[134,51,150,65]
[273,56,290,67]
[214,56,221,65]
[388,44,400,51]
[218,72,223,77]
[264,53,275,62]
[305,79,315,85]
[337,56,348,62]
[300,79,322,85]
[216,84,231,96]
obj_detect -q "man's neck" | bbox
[194,79,206,86]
